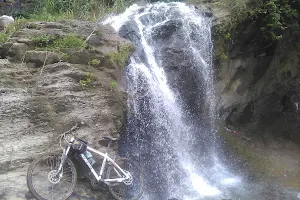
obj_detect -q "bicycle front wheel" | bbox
[106,157,144,200]
[27,152,77,200]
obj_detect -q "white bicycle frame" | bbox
[60,137,130,183]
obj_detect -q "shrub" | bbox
[222,0,249,25]
[32,35,54,48]
[221,0,300,42]
[0,33,9,44]
[255,0,300,41]
[111,80,117,89]
[88,59,101,66]
[108,44,133,67]
[80,72,94,89]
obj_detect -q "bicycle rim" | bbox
[27,153,77,200]
[106,157,144,200]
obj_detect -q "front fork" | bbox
[57,138,74,174]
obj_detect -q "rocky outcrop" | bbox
[213,19,300,145]
[0,20,133,199]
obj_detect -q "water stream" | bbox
[103,2,298,200]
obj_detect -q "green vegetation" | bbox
[210,0,300,63]
[0,18,30,44]
[29,0,128,21]
[80,72,94,89]
[213,25,231,63]
[4,18,28,33]
[222,0,249,26]
[88,59,101,66]
[217,0,300,42]
[0,33,9,44]
[29,12,74,22]
[108,44,133,67]
[255,0,300,41]
[111,80,117,89]
[32,34,87,52]
[224,32,231,40]
[0,0,131,43]
[32,35,54,48]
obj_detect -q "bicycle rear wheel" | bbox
[106,157,144,200]
[27,152,77,200]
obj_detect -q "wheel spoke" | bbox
[27,153,77,200]
[106,157,144,200]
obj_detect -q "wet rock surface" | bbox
[213,18,300,196]
[214,23,300,145]
[0,20,133,200]
[118,11,212,125]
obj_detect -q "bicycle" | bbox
[26,123,144,200]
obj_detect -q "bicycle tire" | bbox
[106,157,144,200]
[27,152,77,200]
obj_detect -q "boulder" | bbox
[0,15,14,29]
[7,42,28,61]
[24,51,60,68]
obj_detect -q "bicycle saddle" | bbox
[102,136,118,141]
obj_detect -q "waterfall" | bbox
[103,2,243,200]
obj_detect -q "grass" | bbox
[32,34,87,52]
[30,0,128,22]
[107,44,133,67]
[0,16,60,44]
[0,0,128,45]
[29,11,75,22]
[0,0,128,43]
[28,34,88,63]
[0,18,30,44]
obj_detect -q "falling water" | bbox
[103,2,240,200]
[103,2,296,200]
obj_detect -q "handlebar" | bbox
[59,122,83,149]
[63,123,79,135]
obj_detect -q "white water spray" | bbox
[104,2,243,200]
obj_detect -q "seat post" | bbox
[106,140,112,154]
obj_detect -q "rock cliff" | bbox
[0,20,133,199]
[213,16,300,146]
[209,0,300,188]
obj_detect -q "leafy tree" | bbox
[255,0,300,41]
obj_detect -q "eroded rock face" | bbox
[0,20,133,200]
[214,22,300,144]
